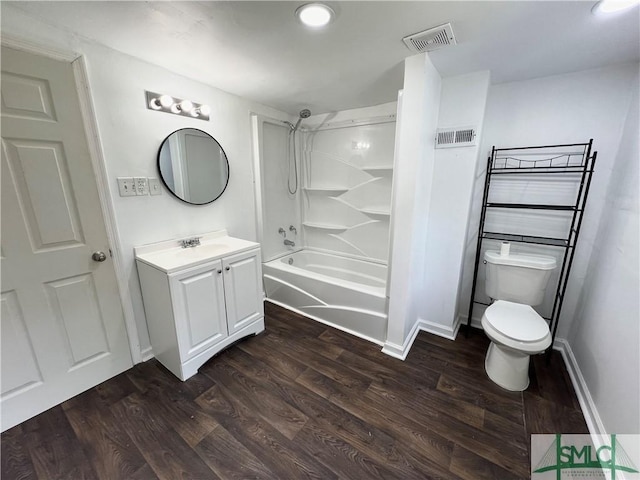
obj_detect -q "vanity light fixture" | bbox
[145,91,210,121]
[295,3,335,28]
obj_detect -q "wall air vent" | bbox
[435,127,477,149]
[402,23,456,53]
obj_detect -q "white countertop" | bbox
[134,230,259,274]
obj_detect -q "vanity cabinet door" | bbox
[222,249,264,335]
[171,260,228,360]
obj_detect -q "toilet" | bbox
[481,250,556,391]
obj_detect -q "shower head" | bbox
[293,108,312,131]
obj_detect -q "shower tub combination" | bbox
[263,249,388,344]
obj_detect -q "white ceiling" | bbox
[3,1,639,115]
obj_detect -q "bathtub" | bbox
[263,250,388,344]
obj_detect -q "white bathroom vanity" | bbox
[135,230,264,380]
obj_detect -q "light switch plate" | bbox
[117,177,136,197]
[134,177,149,196]
[148,177,162,196]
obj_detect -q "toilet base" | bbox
[485,342,530,391]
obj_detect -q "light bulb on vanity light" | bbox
[179,100,193,113]
[191,104,211,118]
[159,94,174,108]
[149,94,171,110]
[171,99,193,114]
[147,92,174,110]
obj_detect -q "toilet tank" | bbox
[484,251,557,306]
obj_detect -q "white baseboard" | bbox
[380,341,406,360]
[140,346,154,362]
[382,316,463,360]
[553,338,606,436]
[382,319,422,360]
[418,316,462,340]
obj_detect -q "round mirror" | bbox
[157,128,230,205]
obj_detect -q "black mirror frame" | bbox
[157,128,230,205]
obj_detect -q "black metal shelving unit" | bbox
[465,140,597,357]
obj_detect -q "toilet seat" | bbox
[484,300,549,343]
[481,300,552,355]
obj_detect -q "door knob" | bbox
[92,251,107,262]
[225,266,230,271]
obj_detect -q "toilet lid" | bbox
[484,300,549,342]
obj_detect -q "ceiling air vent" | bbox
[435,127,477,149]
[402,23,456,53]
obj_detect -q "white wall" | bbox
[383,53,441,358]
[567,71,639,434]
[458,64,638,337]
[88,51,291,356]
[1,9,290,355]
[420,71,490,338]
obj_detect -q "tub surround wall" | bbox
[303,107,396,263]
[253,118,300,262]
[1,10,291,357]
[307,102,397,126]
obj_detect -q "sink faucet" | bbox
[180,237,201,248]
[284,239,295,247]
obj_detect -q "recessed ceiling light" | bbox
[296,3,335,28]
[592,0,639,14]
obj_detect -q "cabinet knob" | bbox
[217,269,222,274]
[225,266,230,271]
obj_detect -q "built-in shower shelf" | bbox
[359,207,391,217]
[361,166,394,174]
[302,222,348,232]
[303,187,349,195]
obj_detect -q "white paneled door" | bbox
[0,47,133,431]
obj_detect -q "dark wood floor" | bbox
[2,303,588,480]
